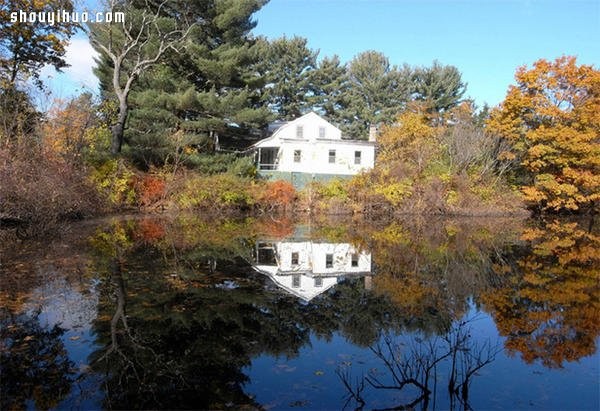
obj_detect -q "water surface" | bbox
[1,214,598,410]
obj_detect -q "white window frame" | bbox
[319,126,326,138]
[328,149,336,164]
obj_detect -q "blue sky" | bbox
[47,0,599,108]
[252,0,599,107]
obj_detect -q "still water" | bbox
[1,215,598,410]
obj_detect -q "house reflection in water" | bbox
[252,238,373,302]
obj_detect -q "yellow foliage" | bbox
[482,219,600,367]
[90,159,137,207]
[488,56,600,212]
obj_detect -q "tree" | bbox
[89,0,195,155]
[412,60,466,122]
[482,219,600,368]
[0,0,78,87]
[488,56,600,213]
[42,93,98,160]
[95,0,270,165]
[309,55,350,122]
[254,36,318,119]
[341,51,412,138]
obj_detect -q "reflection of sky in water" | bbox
[246,304,600,410]
[2,216,599,410]
[24,272,103,410]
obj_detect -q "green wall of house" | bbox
[258,170,353,189]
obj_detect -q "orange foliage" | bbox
[42,94,96,159]
[134,174,166,207]
[134,219,166,243]
[253,215,295,239]
[258,180,296,211]
[488,56,600,212]
[482,219,600,367]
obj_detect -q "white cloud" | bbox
[41,35,99,98]
[63,36,99,88]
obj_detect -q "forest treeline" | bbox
[0,0,598,233]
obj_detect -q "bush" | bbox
[257,180,296,211]
[134,174,167,207]
[89,159,137,208]
[0,146,102,233]
[177,173,256,210]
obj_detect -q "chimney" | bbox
[368,125,377,142]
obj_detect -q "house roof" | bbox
[252,112,374,148]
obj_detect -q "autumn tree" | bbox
[42,93,99,160]
[0,0,78,87]
[482,219,600,368]
[488,56,600,213]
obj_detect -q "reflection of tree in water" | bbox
[482,218,600,368]
[0,309,75,410]
[86,218,410,409]
[337,217,523,334]
[76,214,599,408]
[337,317,499,411]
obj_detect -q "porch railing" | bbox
[258,163,278,171]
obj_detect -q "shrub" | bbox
[177,173,255,210]
[89,159,137,208]
[0,146,102,233]
[257,180,296,211]
[134,174,167,207]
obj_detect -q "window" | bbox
[328,150,336,164]
[354,151,362,165]
[319,126,326,138]
[257,243,276,265]
[351,253,359,267]
[325,253,333,268]
[292,274,301,288]
[314,277,323,287]
[293,150,301,163]
[296,125,303,138]
[291,252,299,265]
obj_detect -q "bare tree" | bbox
[337,317,500,411]
[89,0,195,154]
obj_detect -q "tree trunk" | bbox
[111,98,128,155]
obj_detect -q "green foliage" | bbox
[316,178,349,200]
[253,36,318,119]
[177,173,256,210]
[339,51,412,138]
[183,153,256,177]
[412,60,466,119]
[93,0,271,159]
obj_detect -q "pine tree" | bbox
[93,0,269,164]
[340,51,413,138]
[252,36,318,120]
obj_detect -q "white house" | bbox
[252,240,373,302]
[252,112,376,187]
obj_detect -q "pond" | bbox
[1,214,598,410]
